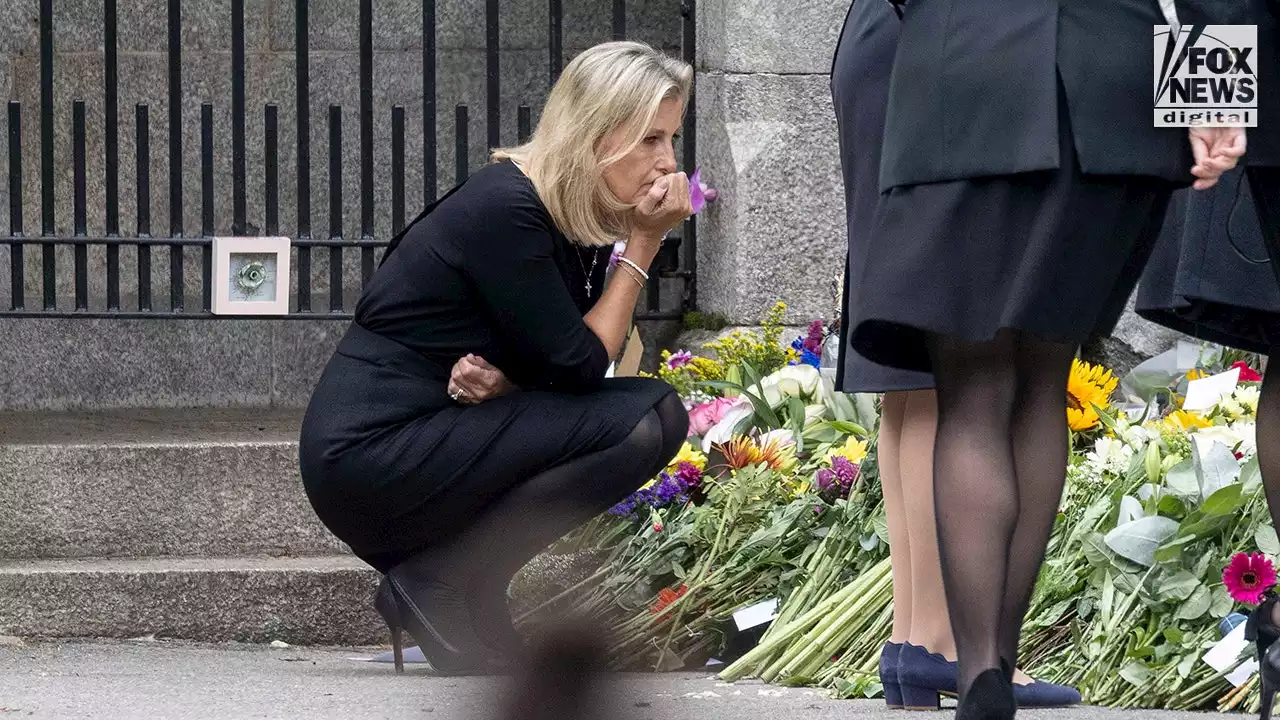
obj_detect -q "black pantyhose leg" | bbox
[999,335,1076,671]
[461,392,689,652]
[927,330,1020,697]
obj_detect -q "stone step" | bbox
[0,316,348,412]
[0,407,344,560]
[0,555,384,645]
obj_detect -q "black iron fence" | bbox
[1,0,696,320]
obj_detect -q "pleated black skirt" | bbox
[848,75,1175,374]
[1136,167,1280,354]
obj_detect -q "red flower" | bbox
[1232,361,1263,383]
[652,521,664,533]
[650,585,689,620]
[1224,552,1277,605]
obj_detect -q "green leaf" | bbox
[1202,483,1245,516]
[1210,586,1236,618]
[1104,516,1180,567]
[788,396,807,453]
[699,379,746,393]
[1164,459,1199,500]
[1155,571,1202,602]
[1174,584,1212,620]
[802,422,844,444]
[828,420,869,437]
[1153,534,1195,564]
[1194,440,1242,502]
[1257,525,1280,557]
[1164,628,1185,643]
[1119,661,1153,687]
[1157,494,1188,519]
[1242,455,1263,494]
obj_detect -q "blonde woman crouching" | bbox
[299,41,692,675]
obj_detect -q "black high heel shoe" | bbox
[1248,594,1280,719]
[956,667,1016,720]
[373,572,510,676]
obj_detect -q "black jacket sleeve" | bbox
[463,200,610,393]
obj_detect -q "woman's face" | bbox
[599,96,684,206]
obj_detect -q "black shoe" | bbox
[957,667,1016,720]
[374,570,511,677]
[1251,594,1280,720]
[1261,641,1280,720]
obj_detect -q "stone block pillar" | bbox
[695,0,851,325]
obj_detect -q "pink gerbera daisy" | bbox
[1224,552,1277,605]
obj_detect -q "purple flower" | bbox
[653,473,687,505]
[815,468,837,495]
[674,461,703,488]
[816,457,860,502]
[804,320,825,355]
[832,456,860,487]
[666,351,694,370]
[690,168,717,214]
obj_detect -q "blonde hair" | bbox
[491,41,693,247]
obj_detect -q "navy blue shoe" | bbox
[898,642,1082,710]
[880,642,904,708]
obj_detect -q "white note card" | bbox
[1183,367,1241,411]
[1203,622,1251,674]
[732,599,779,631]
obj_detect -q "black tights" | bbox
[1254,168,1280,626]
[928,329,1076,695]
[407,391,689,649]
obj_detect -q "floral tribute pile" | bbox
[520,308,1275,711]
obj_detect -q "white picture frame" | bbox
[211,236,292,316]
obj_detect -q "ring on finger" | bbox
[449,386,467,402]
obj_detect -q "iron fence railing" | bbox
[1,0,697,320]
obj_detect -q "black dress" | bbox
[298,161,675,572]
[847,2,1180,373]
[831,0,932,393]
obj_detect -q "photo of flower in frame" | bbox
[228,252,278,302]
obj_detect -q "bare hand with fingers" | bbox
[447,354,517,405]
[1188,126,1247,190]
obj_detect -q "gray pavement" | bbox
[0,640,1223,720]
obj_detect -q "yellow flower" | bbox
[1163,409,1211,433]
[1066,359,1118,432]
[667,441,707,472]
[1186,368,1207,381]
[826,436,868,465]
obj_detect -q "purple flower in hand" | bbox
[689,168,717,214]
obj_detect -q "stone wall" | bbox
[693,0,1186,365]
[0,0,681,310]
[695,0,849,326]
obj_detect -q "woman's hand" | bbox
[447,354,517,405]
[629,172,693,258]
[1188,126,1247,190]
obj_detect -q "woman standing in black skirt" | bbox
[846,2,1246,717]
[1138,6,1280,715]
[832,0,1081,709]
[298,41,692,675]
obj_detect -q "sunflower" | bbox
[1066,359,1118,432]
[1162,409,1211,433]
